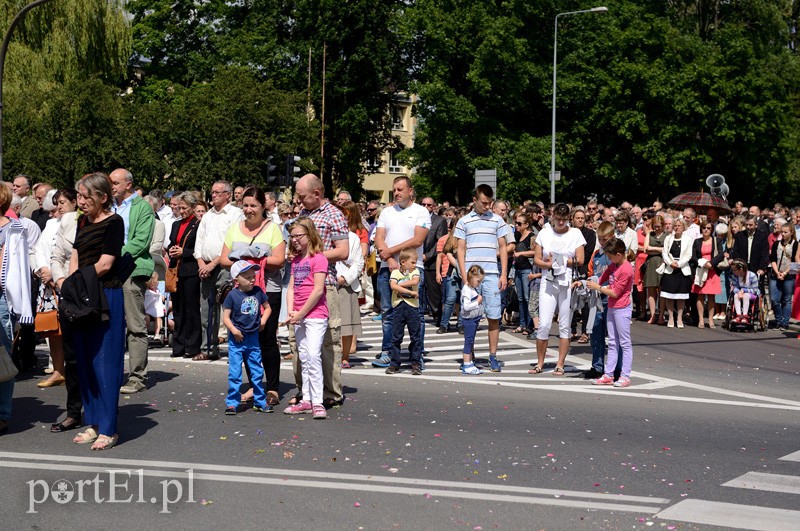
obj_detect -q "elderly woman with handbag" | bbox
[0,184,33,435]
[167,192,201,359]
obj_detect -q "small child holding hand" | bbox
[222,260,271,414]
[460,265,485,375]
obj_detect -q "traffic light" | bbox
[266,156,279,185]
[284,155,301,187]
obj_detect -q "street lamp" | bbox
[550,6,608,204]
[0,0,56,183]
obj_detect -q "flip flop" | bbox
[527,366,543,374]
[552,367,565,376]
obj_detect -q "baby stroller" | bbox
[722,274,767,332]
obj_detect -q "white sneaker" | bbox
[461,363,483,375]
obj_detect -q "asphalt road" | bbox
[1,316,798,530]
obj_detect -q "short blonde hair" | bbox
[398,247,418,265]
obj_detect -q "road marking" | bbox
[779,450,800,462]
[722,472,800,495]
[655,499,800,530]
[0,452,667,513]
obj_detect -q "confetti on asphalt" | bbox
[353,502,361,507]
[200,499,213,506]
[219,436,227,440]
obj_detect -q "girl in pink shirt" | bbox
[285,218,329,418]
[587,238,634,388]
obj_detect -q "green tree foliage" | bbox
[408,0,800,205]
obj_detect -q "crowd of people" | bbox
[0,170,796,446]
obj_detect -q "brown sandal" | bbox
[267,391,280,406]
[528,366,543,374]
[577,334,589,344]
[287,393,303,406]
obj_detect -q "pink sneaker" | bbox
[312,404,327,419]
[283,401,312,414]
[613,377,631,388]
[593,374,614,385]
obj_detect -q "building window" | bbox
[388,150,403,173]
[391,106,405,130]
[367,152,383,173]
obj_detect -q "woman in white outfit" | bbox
[530,203,585,375]
[659,219,694,328]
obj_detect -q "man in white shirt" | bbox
[372,176,430,367]
[194,180,243,360]
[265,191,281,225]
[682,208,701,241]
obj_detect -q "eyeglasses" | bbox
[289,233,307,240]
[703,226,713,230]
[367,208,377,212]
[515,221,525,226]
[210,190,229,195]
[422,202,434,207]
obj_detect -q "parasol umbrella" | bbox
[667,192,731,214]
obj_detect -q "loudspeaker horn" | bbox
[705,174,725,188]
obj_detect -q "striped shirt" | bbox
[454,210,512,275]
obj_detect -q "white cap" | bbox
[231,260,260,279]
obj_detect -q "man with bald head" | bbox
[296,174,350,406]
[110,168,156,394]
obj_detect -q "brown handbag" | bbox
[165,223,193,293]
[35,297,61,338]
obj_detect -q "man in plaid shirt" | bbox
[296,174,350,406]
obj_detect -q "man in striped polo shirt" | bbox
[455,184,512,372]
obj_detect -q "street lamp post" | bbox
[0,0,56,183]
[550,6,608,204]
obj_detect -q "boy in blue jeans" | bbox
[222,260,271,414]
[386,248,423,375]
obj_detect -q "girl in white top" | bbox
[531,203,586,376]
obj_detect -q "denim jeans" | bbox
[514,268,532,330]
[440,274,461,329]
[0,295,14,421]
[389,302,422,366]
[378,267,425,354]
[769,277,795,328]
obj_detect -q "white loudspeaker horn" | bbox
[706,174,725,188]
[719,183,729,198]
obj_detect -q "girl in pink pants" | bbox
[587,238,634,388]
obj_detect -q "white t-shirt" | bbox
[535,226,587,283]
[377,202,431,268]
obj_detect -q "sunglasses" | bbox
[367,208,377,212]
[422,203,434,207]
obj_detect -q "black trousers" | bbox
[424,266,442,322]
[60,317,83,422]
[172,275,201,356]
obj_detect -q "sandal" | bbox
[73,427,98,444]
[512,327,524,334]
[341,361,352,369]
[51,418,80,433]
[287,393,303,406]
[267,391,280,407]
[91,434,118,451]
[552,367,565,376]
[527,366,543,374]
[577,334,589,344]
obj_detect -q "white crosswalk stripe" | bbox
[655,449,800,530]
